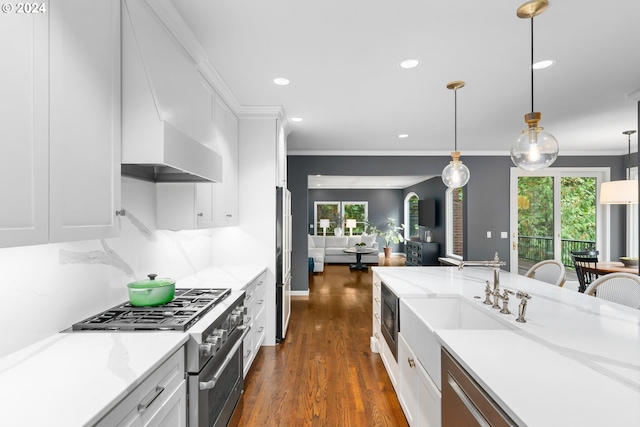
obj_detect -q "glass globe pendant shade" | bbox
[510,112,558,171]
[442,151,470,188]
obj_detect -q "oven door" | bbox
[189,327,249,427]
[380,282,399,361]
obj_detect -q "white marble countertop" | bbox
[372,266,640,426]
[177,264,267,291]
[0,264,267,427]
[0,332,187,426]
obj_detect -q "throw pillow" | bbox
[361,234,377,247]
[308,234,315,248]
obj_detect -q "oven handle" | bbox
[199,325,251,391]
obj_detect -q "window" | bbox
[343,201,368,235]
[314,201,368,236]
[445,188,464,259]
[404,193,419,240]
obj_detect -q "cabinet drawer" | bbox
[96,347,185,426]
[254,307,266,351]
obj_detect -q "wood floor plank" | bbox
[234,256,409,427]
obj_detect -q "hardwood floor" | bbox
[234,255,409,427]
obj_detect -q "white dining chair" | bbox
[584,273,640,310]
[525,260,566,287]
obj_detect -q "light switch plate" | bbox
[501,232,508,238]
[486,231,492,238]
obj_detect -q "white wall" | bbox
[0,177,214,357]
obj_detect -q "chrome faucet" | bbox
[458,252,507,298]
[516,291,531,323]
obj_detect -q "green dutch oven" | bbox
[127,274,176,306]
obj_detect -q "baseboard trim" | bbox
[291,290,310,296]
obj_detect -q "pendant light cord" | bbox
[454,88,458,151]
[530,17,534,113]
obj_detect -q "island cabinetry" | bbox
[96,347,186,427]
[398,334,441,427]
[405,241,439,266]
[241,270,267,377]
[1,0,121,248]
[372,272,399,390]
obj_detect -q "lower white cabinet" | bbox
[96,347,186,427]
[398,333,441,427]
[241,270,267,377]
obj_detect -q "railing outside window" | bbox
[518,236,596,268]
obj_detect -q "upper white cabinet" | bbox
[157,183,214,230]
[49,0,121,243]
[0,4,49,248]
[212,96,239,227]
[0,0,120,248]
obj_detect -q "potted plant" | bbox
[355,242,367,252]
[329,212,344,236]
[378,218,405,258]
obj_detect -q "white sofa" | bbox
[308,235,380,273]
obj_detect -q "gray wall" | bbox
[308,188,404,252]
[288,155,626,292]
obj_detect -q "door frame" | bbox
[509,167,610,273]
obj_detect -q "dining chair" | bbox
[525,259,566,287]
[570,250,599,293]
[584,273,640,310]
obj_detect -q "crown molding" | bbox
[627,89,640,102]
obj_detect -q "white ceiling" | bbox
[171,0,640,157]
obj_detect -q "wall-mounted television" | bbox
[418,199,436,227]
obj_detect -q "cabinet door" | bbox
[49,0,121,242]
[0,5,49,248]
[144,380,187,427]
[212,97,239,227]
[398,334,417,426]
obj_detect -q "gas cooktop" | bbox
[71,288,231,332]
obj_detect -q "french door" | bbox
[509,168,608,274]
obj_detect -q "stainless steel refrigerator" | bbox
[276,186,292,342]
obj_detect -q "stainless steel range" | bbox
[71,288,249,427]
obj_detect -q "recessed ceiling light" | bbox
[273,77,290,86]
[291,117,304,122]
[532,59,555,70]
[399,59,420,69]
[398,134,409,138]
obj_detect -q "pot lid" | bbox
[127,274,176,289]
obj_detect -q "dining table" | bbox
[591,262,639,275]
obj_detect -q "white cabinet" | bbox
[398,333,441,427]
[0,4,49,248]
[156,183,215,230]
[372,272,399,390]
[0,0,120,248]
[49,0,121,243]
[96,347,187,427]
[241,270,267,377]
[212,96,239,227]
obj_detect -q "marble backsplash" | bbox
[0,177,214,358]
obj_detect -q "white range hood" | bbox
[121,0,222,183]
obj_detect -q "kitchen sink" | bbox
[400,296,514,390]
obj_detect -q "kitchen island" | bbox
[372,266,640,427]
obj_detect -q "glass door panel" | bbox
[517,176,555,274]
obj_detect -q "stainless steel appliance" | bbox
[380,281,399,361]
[276,186,292,342]
[441,348,516,426]
[71,288,249,427]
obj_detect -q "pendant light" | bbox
[442,81,470,188]
[600,130,638,204]
[510,0,559,171]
